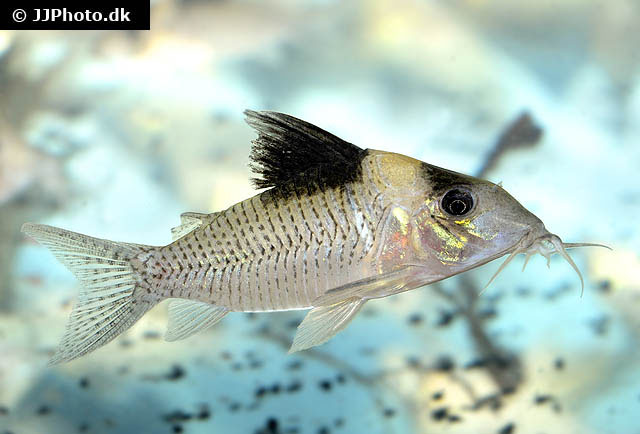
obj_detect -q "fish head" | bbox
[411,173,539,267]
[409,164,608,291]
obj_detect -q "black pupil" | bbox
[442,189,473,216]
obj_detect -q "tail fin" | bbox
[21,223,158,365]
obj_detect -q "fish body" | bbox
[22,110,604,364]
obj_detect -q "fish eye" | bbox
[441,188,474,216]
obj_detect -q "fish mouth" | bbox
[482,230,611,296]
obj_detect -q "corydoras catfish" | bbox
[22,110,607,364]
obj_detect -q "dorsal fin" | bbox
[245,110,366,193]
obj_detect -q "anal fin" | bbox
[165,299,228,342]
[289,297,365,353]
[171,212,213,241]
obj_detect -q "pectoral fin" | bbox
[171,212,213,241]
[165,299,228,342]
[289,297,365,353]
[311,265,427,307]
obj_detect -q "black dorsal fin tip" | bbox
[244,110,365,191]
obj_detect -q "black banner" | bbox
[1,1,150,30]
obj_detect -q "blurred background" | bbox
[1,0,639,433]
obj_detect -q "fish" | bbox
[21,110,609,365]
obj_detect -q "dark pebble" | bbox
[163,410,193,423]
[78,423,89,432]
[172,425,183,433]
[249,360,263,369]
[79,377,90,389]
[229,402,241,412]
[286,381,302,393]
[478,307,497,320]
[431,407,448,421]
[335,374,346,384]
[383,408,396,418]
[317,427,330,434]
[534,394,552,405]
[472,394,502,411]
[143,330,161,340]
[465,358,487,369]
[448,415,462,423]
[334,418,344,427]
[502,386,516,395]
[266,417,279,433]
[435,310,456,327]
[36,405,51,416]
[589,316,610,336]
[220,351,233,361]
[432,391,444,401]
[255,386,268,398]
[270,383,281,394]
[318,380,332,392]
[0,406,8,415]
[554,358,565,371]
[598,280,612,293]
[407,313,423,326]
[406,356,421,369]
[498,423,515,434]
[197,404,211,420]
[287,360,303,371]
[166,365,186,381]
[434,355,455,372]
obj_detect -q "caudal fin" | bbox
[21,223,158,365]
